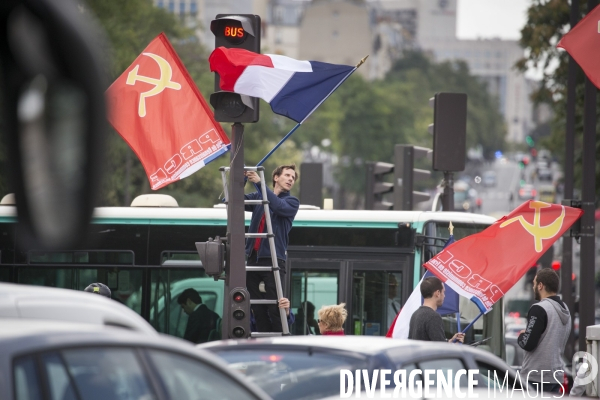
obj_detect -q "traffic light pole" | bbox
[441,172,454,212]
[223,122,249,339]
[579,44,597,353]
[561,0,579,361]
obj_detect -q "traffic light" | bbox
[195,236,226,279]
[394,144,432,210]
[526,135,535,147]
[429,93,467,172]
[209,14,261,123]
[365,162,394,210]
[228,287,251,338]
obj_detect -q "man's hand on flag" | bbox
[450,332,465,343]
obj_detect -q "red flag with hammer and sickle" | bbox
[424,201,583,313]
[557,3,600,89]
[106,33,230,190]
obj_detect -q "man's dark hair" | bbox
[177,288,202,305]
[272,164,298,187]
[536,268,559,294]
[420,276,444,299]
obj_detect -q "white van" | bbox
[0,282,157,335]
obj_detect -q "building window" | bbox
[190,0,197,16]
[332,30,338,38]
[333,10,339,17]
[168,0,174,12]
[179,1,185,16]
[157,0,164,8]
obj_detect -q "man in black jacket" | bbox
[244,164,299,333]
[177,288,220,343]
[408,276,464,343]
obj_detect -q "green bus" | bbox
[0,197,504,358]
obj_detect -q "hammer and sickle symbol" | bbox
[500,201,565,253]
[126,52,181,117]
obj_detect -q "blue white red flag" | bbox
[387,235,459,339]
[208,47,355,123]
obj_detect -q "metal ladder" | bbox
[220,166,290,337]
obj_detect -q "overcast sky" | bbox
[456,0,529,40]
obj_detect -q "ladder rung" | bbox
[244,199,269,205]
[250,299,278,305]
[246,266,275,272]
[251,332,283,338]
[245,233,274,238]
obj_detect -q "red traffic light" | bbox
[233,291,245,303]
[551,261,561,271]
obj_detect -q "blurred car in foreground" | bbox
[0,319,269,400]
[0,282,157,335]
[200,336,522,400]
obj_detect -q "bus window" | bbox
[148,258,223,339]
[0,267,9,282]
[290,268,339,335]
[352,268,403,336]
[16,266,144,313]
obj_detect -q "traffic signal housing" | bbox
[365,144,432,211]
[228,287,251,338]
[429,93,467,172]
[195,236,225,279]
[365,162,394,210]
[209,14,261,123]
[394,145,432,210]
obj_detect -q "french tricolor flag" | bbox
[209,47,355,123]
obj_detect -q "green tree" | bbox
[516,0,600,196]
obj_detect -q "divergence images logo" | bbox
[500,201,565,252]
[126,52,181,117]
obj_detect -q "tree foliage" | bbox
[26,1,506,210]
[516,0,600,195]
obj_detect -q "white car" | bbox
[0,282,157,335]
[0,319,270,400]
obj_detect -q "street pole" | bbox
[442,172,454,212]
[580,0,597,351]
[223,122,247,339]
[562,0,578,360]
[396,145,414,211]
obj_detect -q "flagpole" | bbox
[460,310,484,335]
[256,55,369,167]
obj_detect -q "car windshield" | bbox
[213,349,367,400]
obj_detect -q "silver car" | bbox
[1,319,270,400]
[200,336,524,400]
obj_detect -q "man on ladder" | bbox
[244,165,299,333]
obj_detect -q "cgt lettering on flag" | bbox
[149,129,225,189]
[106,33,230,191]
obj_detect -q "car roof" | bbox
[0,282,157,335]
[0,319,271,400]
[0,319,189,357]
[200,336,502,361]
